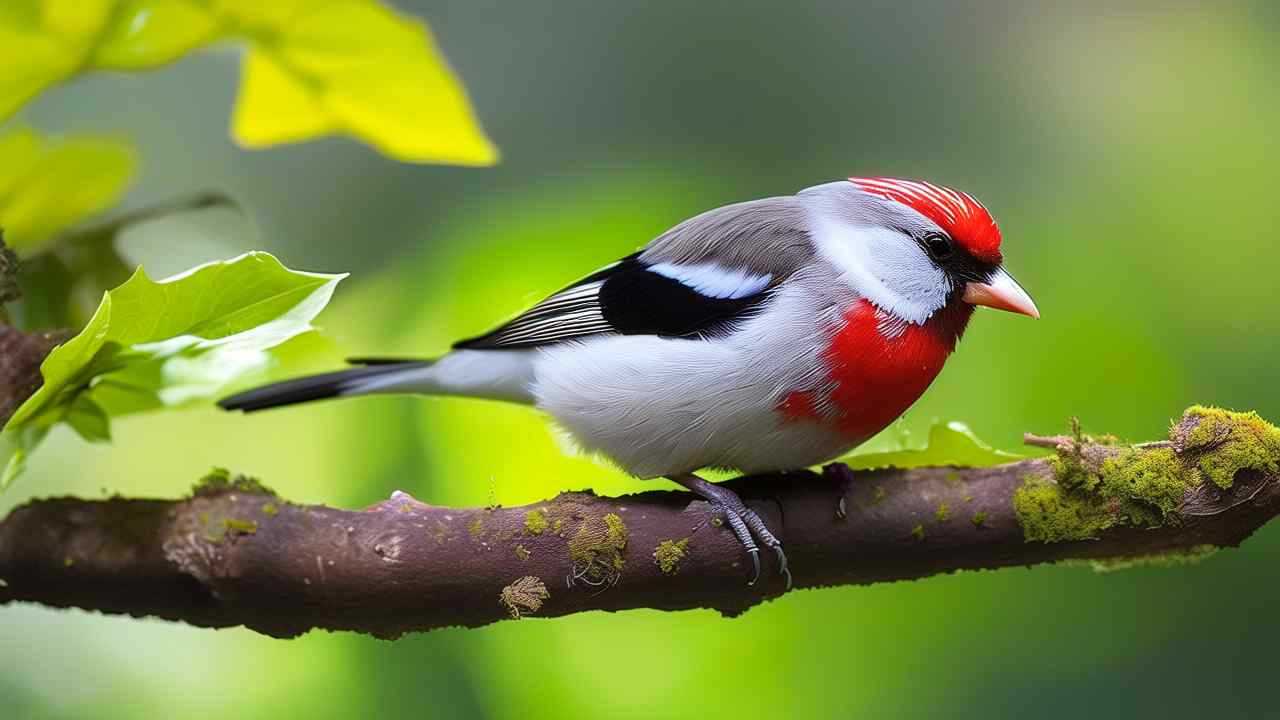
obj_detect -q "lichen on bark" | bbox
[1014,407,1280,543]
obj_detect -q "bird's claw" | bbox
[677,476,789,591]
[825,463,854,522]
[773,545,792,591]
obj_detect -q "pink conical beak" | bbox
[963,268,1039,319]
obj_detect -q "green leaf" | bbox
[843,421,1024,470]
[1,252,344,485]
[65,396,111,442]
[14,237,131,331]
[0,1,498,166]
[0,424,49,490]
[228,1,499,165]
[91,0,223,69]
[0,1,114,118]
[0,127,138,255]
[14,192,239,331]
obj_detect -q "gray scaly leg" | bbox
[668,473,791,590]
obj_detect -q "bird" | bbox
[219,177,1038,589]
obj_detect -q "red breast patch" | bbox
[850,177,1002,264]
[777,299,973,441]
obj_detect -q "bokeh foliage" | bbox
[0,127,135,255]
[0,0,496,164]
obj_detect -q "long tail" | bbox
[218,361,434,413]
[217,351,536,413]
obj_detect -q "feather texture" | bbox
[455,257,782,349]
[455,197,816,350]
[639,196,814,278]
[647,262,772,299]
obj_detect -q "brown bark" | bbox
[0,326,67,424]
[1,420,1275,639]
[0,235,69,424]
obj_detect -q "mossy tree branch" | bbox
[1,408,1278,638]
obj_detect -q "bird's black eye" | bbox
[923,232,954,260]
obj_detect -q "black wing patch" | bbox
[453,255,773,350]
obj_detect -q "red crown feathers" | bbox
[850,177,1002,264]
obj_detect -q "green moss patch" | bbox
[1017,446,1197,543]
[222,518,258,535]
[196,509,260,544]
[1015,407,1280,542]
[499,575,550,619]
[1099,447,1191,516]
[1180,406,1280,488]
[192,467,274,497]
[1013,476,1114,542]
[568,512,628,586]
[654,538,690,575]
[524,509,548,535]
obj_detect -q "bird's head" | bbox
[800,177,1038,327]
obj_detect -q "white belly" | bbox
[531,284,857,478]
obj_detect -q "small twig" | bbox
[54,191,241,248]
[1023,433,1071,449]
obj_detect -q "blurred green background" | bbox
[4,0,1280,717]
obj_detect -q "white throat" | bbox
[807,214,950,325]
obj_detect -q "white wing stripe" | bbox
[647,262,772,300]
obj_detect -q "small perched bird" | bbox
[220,177,1038,588]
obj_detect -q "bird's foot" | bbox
[669,474,791,591]
[823,462,856,520]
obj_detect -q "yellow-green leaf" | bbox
[92,0,223,70]
[1,252,345,488]
[0,424,48,490]
[0,0,499,165]
[233,50,335,143]
[0,9,74,119]
[7,251,344,427]
[0,127,137,255]
[65,395,111,442]
[208,0,313,30]
[0,1,116,117]
[40,0,116,40]
[229,1,497,164]
[844,421,1024,470]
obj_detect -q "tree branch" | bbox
[0,231,69,424]
[0,325,65,425]
[2,407,1277,638]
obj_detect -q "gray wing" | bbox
[638,196,815,278]
[455,196,815,350]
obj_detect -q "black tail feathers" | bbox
[218,361,429,413]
